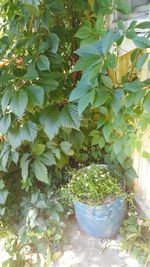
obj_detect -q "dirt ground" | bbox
[52,215,142,267]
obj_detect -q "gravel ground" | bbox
[51,215,142,267]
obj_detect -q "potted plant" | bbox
[68,164,126,238]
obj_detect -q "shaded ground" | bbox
[52,216,142,267]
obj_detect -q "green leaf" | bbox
[91,132,105,148]
[93,86,110,107]
[1,150,9,171]
[26,85,44,107]
[136,53,149,73]
[78,93,91,115]
[126,31,137,40]
[37,55,50,71]
[39,152,56,166]
[0,74,15,85]
[101,31,120,55]
[102,75,113,89]
[32,144,45,155]
[98,136,105,148]
[69,79,91,101]
[11,151,19,164]
[50,209,59,221]
[148,60,150,72]
[8,121,37,149]
[10,90,28,118]
[21,121,38,142]
[93,0,112,15]
[33,159,49,184]
[60,141,74,156]
[103,123,112,142]
[0,144,10,171]
[36,78,58,92]
[0,180,5,190]
[40,108,61,139]
[56,202,64,212]
[115,0,131,14]
[0,207,6,217]
[127,21,137,31]
[0,114,11,134]
[89,129,99,137]
[96,14,104,34]
[60,104,80,129]
[113,139,122,155]
[60,141,71,151]
[22,0,40,16]
[117,150,127,164]
[23,69,39,80]
[97,117,105,129]
[0,143,9,159]
[31,191,39,204]
[133,37,150,48]
[7,128,22,149]
[125,93,135,108]
[105,54,117,69]
[143,92,150,114]
[69,130,83,148]
[123,80,143,92]
[0,189,9,205]
[85,61,101,80]
[20,153,30,181]
[100,106,108,115]
[125,167,138,181]
[75,26,94,39]
[73,55,100,72]
[55,148,61,160]
[48,0,64,12]
[54,234,62,241]
[75,45,99,57]
[112,89,124,116]
[1,90,12,113]
[117,20,126,31]
[136,22,150,29]
[36,200,47,208]
[47,32,60,53]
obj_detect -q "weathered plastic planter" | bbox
[74,196,126,238]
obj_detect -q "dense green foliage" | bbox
[0,0,149,192]
[0,0,150,265]
[120,211,150,266]
[68,164,123,205]
[0,0,149,194]
[1,190,65,266]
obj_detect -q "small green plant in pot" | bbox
[68,164,126,238]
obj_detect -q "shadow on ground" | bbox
[52,215,142,267]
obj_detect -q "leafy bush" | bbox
[0,179,9,217]
[120,212,150,266]
[0,0,149,196]
[0,0,149,264]
[68,164,124,205]
[2,190,66,267]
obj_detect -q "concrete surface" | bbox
[52,216,142,267]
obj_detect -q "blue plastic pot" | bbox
[74,196,126,238]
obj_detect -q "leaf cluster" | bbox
[120,212,150,266]
[2,190,66,266]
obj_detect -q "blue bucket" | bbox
[74,197,126,238]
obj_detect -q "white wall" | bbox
[134,130,150,207]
